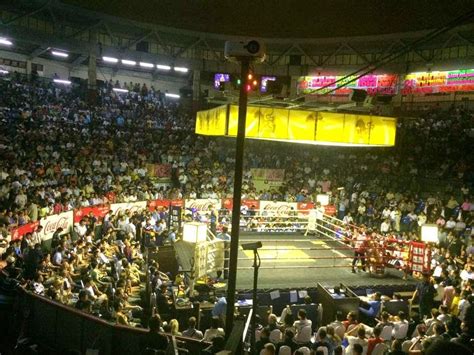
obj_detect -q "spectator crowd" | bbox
[0,73,473,354]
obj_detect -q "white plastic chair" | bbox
[402,340,413,353]
[372,342,388,355]
[316,346,329,355]
[269,328,282,343]
[334,325,346,339]
[380,325,393,342]
[296,325,312,344]
[278,345,292,355]
[297,346,311,355]
[393,322,409,339]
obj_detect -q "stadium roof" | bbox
[62,0,474,39]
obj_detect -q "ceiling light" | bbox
[165,93,180,99]
[102,56,118,63]
[0,69,9,74]
[51,50,68,58]
[0,38,13,46]
[121,59,136,66]
[139,62,154,68]
[156,64,171,70]
[174,67,188,73]
[53,79,71,85]
[113,88,129,93]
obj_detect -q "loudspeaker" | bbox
[136,41,149,52]
[374,95,394,104]
[350,89,368,103]
[266,80,283,94]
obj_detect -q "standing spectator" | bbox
[411,273,437,319]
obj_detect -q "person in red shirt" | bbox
[342,311,359,330]
[352,232,368,273]
[367,325,384,355]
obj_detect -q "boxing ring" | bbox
[229,212,421,289]
[177,210,424,290]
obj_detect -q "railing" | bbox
[17,287,211,355]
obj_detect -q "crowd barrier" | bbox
[16,287,211,354]
[9,199,331,243]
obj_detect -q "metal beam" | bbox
[344,43,370,64]
[321,43,345,66]
[173,38,203,58]
[68,20,102,39]
[294,44,318,66]
[0,1,50,26]
[202,38,221,62]
[124,30,154,50]
[71,54,88,67]
[29,46,49,59]
[269,45,295,66]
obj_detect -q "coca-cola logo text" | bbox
[186,200,219,211]
[42,217,70,234]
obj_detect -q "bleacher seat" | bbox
[372,342,388,355]
[269,328,282,343]
[278,345,292,355]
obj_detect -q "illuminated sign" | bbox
[402,69,474,94]
[297,74,398,95]
[261,76,276,93]
[196,104,397,147]
[214,73,230,89]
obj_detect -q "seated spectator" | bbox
[276,328,298,354]
[359,292,382,323]
[182,316,203,339]
[202,317,225,342]
[387,339,404,355]
[367,326,383,355]
[345,325,368,355]
[293,309,312,344]
[256,328,271,354]
[140,314,169,354]
[312,327,334,355]
[203,336,225,355]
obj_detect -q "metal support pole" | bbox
[225,58,250,336]
[250,249,260,354]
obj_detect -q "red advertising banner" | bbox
[324,204,337,216]
[10,221,40,241]
[148,199,171,212]
[73,205,110,223]
[297,202,315,214]
[222,198,260,211]
[170,199,185,207]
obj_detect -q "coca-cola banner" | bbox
[221,198,260,211]
[10,221,40,241]
[39,211,74,242]
[185,199,220,212]
[73,205,110,223]
[259,201,298,216]
[110,201,147,217]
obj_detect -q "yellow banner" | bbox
[195,105,227,135]
[196,105,396,147]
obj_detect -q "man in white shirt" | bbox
[74,219,88,238]
[293,309,312,343]
[345,325,368,355]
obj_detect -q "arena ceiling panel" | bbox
[62,0,474,39]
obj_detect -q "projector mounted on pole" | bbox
[224,39,266,62]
